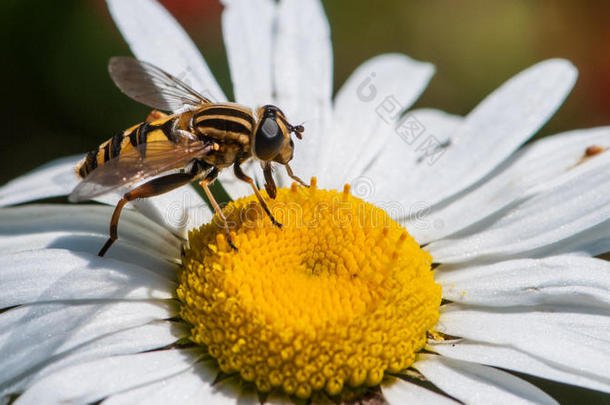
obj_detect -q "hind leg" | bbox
[99,172,197,256]
[285,163,309,187]
[262,162,277,199]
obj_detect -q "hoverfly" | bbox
[70,57,308,256]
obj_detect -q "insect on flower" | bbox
[70,57,308,256]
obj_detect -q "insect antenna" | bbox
[288,121,305,139]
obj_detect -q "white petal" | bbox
[541,218,610,257]
[407,126,610,244]
[212,376,252,404]
[0,215,179,280]
[0,156,213,240]
[132,186,212,239]
[325,54,434,185]
[236,389,260,404]
[103,361,232,405]
[0,155,80,207]
[414,354,558,404]
[273,0,333,181]
[0,204,180,260]
[436,305,610,382]
[0,301,175,391]
[106,0,226,102]
[221,0,275,108]
[437,255,610,308]
[0,249,175,308]
[1,235,178,278]
[4,321,186,396]
[16,349,201,405]
[431,339,610,394]
[364,108,461,205]
[382,377,459,405]
[217,0,275,201]
[397,59,577,209]
[428,153,610,263]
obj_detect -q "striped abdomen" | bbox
[76,115,180,179]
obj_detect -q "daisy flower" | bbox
[1,0,610,404]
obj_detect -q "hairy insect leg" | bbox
[262,162,277,199]
[199,168,238,251]
[99,172,197,257]
[285,163,309,187]
[234,163,282,228]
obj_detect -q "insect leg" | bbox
[198,168,238,251]
[234,163,282,228]
[262,162,277,199]
[284,163,309,187]
[99,172,197,257]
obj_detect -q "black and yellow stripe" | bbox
[76,115,179,179]
[76,104,258,179]
[192,103,254,141]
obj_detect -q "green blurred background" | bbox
[1,0,610,186]
[0,1,609,403]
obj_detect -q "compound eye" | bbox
[254,117,284,160]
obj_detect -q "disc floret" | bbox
[177,180,441,399]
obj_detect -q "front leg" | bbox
[262,162,277,199]
[285,163,309,187]
[234,163,282,228]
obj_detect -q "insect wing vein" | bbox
[69,139,214,202]
[108,56,211,111]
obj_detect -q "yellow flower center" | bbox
[177,180,441,399]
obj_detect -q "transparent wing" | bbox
[69,139,215,202]
[108,56,212,111]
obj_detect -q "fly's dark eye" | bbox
[254,118,284,160]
